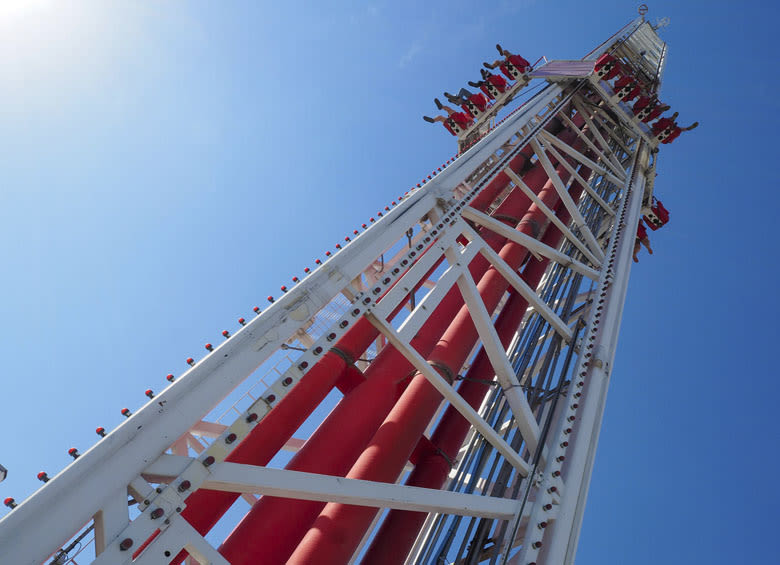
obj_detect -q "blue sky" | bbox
[0,1,778,563]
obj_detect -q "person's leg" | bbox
[422,115,447,124]
[440,104,458,116]
[483,59,502,69]
[681,121,699,131]
[443,92,466,105]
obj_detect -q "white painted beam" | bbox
[200,462,523,520]
[529,138,605,261]
[366,313,530,475]
[503,168,601,267]
[461,207,599,281]
[462,227,573,342]
[539,130,625,187]
[455,273,541,453]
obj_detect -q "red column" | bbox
[172,117,568,565]
[362,168,592,564]
[285,152,583,565]
[216,142,564,565]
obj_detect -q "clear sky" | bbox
[1,1,778,563]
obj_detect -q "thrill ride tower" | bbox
[0,14,681,565]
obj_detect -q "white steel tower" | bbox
[0,14,679,565]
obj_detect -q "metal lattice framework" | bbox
[0,16,672,565]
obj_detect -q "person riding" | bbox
[484,44,531,81]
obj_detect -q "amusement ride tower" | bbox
[0,12,681,565]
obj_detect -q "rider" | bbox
[484,44,531,80]
[633,222,653,262]
[423,98,473,134]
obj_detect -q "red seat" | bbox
[644,198,669,230]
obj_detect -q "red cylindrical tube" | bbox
[362,168,592,564]
[285,154,582,565]
[216,148,557,565]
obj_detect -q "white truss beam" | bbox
[93,492,129,556]
[392,240,482,343]
[566,98,626,175]
[366,312,530,475]
[529,138,605,261]
[461,207,599,281]
[538,129,625,186]
[209,463,521,519]
[537,139,616,216]
[455,272,541,452]
[462,226,574,343]
[503,167,602,267]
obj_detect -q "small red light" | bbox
[96,427,106,436]
[222,330,230,338]
[4,498,16,509]
[202,456,215,467]
[267,296,274,302]
[353,230,359,235]
[37,471,49,482]
[150,508,164,519]
[205,343,213,351]
[280,286,287,292]
[246,413,258,422]
[186,358,194,366]
[238,317,246,325]
[266,394,276,403]
[166,374,175,382]
[335,244,341,249]
[370,217,375,222]
[177,480,191,492]
[303,268,310,273]
[145,389,154,398]
[68,448,79,459]
[361,223,367,228]
[292,277,299,283]
[315,259,322,264]
[121,408,132,417]
[119,538,133,551]
[254,306,261,313]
